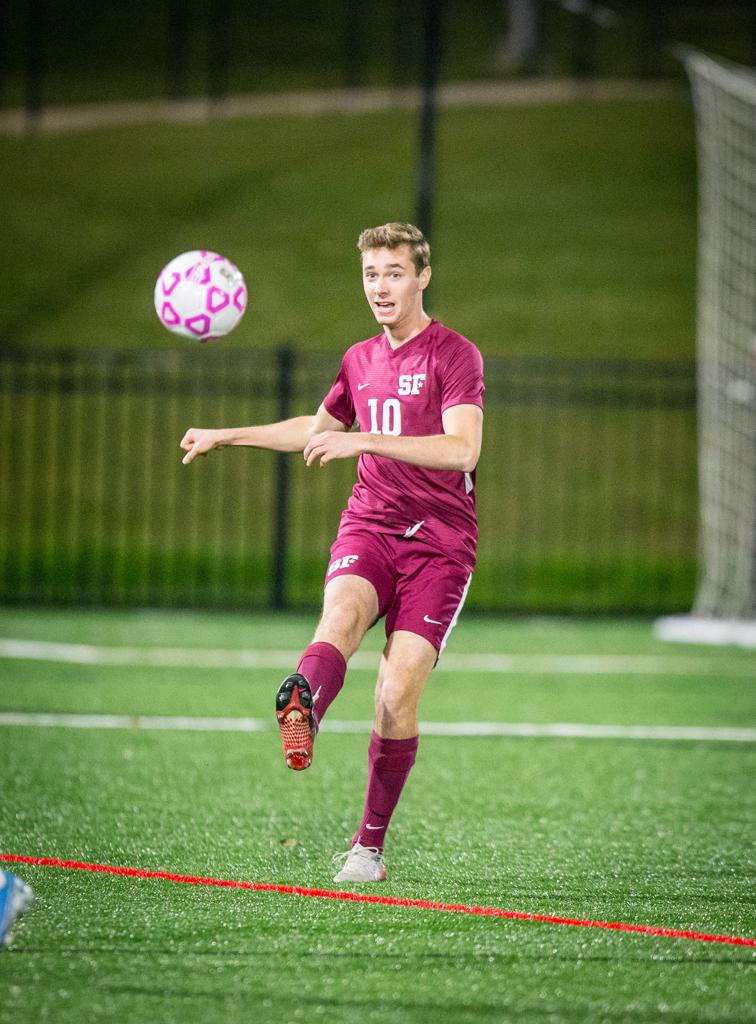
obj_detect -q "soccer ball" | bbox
[154,250,247,341]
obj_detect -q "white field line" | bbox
[0,711,754,743]
[1,638,754,677]
[0,79,682,136]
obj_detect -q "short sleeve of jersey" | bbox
[440,340,485,413]
[323,357,356,428]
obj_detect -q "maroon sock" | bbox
[296,641,347,730]
[354,731,419,852]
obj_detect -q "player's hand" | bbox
[180,428,226,465]
[303,431,367,467]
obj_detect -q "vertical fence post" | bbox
[572,5,594,83]
[416,0,444,254]
[24,0,47,131]
[638,0,662,79]
[207,0,231,110]
[271,346,295,610]
[392,0,408,87]
[344,0,366,88]
[166,0,190,100]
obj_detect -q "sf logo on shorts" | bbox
[327,554,360,576]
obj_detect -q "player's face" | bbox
[362,246,430,329]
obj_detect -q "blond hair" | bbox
[357,222,431,275]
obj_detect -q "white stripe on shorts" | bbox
[439,572,473,655]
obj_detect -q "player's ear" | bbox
[418,266,431,290]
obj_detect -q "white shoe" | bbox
[332,843,387,883]
[0,871,34,949]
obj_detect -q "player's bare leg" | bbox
[373,630,436,739]
[313,574,379,661]
[333,630,435,883]
[276,575,378,770]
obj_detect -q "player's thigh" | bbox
[325,527,396,617]
[313,574,380,659]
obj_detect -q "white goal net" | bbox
[656,52,756,648]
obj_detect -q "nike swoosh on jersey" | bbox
[357,382,371,390]
[403,520,425,538]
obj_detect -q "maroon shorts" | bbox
[325,525,473,653]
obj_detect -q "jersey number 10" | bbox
[367,397,401,435]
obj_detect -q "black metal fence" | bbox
[3,1,753,120]
[0,347,697,614]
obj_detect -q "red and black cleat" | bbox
[275,673,315,770]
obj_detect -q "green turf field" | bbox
[0,97,696,360]
[1,609,754,1023]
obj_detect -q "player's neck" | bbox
[383,311,432,350]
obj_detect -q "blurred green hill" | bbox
[1,95,695,360]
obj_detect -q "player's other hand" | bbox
[180,428,226,464]
[303,431,366,467]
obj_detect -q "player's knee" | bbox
[315,600,368,651]
[376,672,419,720]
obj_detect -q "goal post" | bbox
[656,52,756,648]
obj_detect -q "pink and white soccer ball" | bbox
[154,250,247,341]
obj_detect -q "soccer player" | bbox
[180,223,484,883]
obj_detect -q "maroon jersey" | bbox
[323,319,484,570]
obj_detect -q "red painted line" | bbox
[2,852,754,948]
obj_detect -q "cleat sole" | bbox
[276,674,315,771]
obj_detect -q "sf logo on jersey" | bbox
[327,554,359,576]
[397,374,426,396]
[364,374,426,435]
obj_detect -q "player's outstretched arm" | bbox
[304,403,483,473]
[180,404,346,465]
